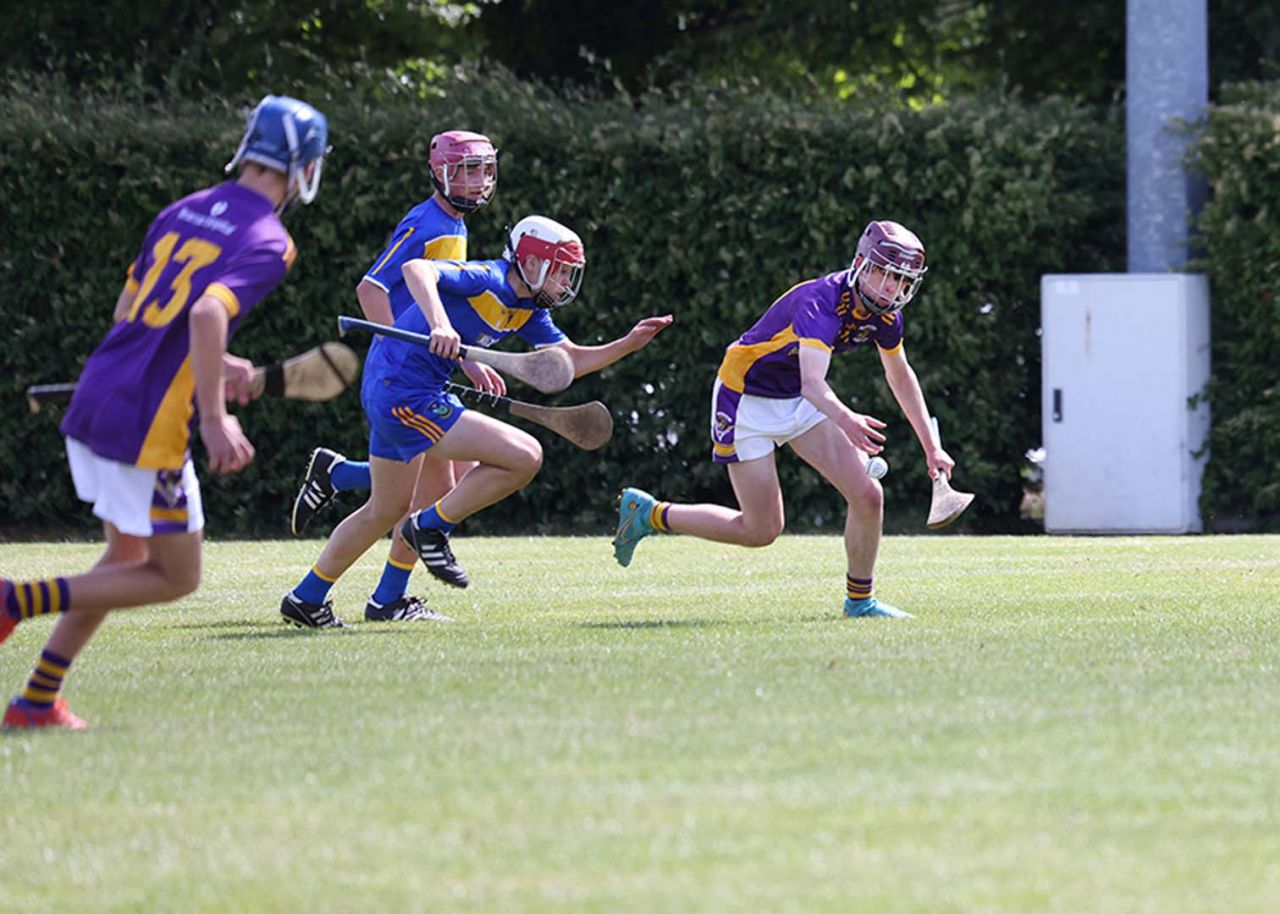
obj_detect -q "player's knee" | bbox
[849,479,884,514]
[510,437,543,483]
[742,516,784,547]
[160,560,201,600]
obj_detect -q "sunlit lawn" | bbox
[2,534,1278,913]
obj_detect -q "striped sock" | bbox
[331,461,371,492]
[649,501,673,533]
[846,575,873,601]
[371,558,414,606]
[415,501,458,534]
[5,577,71,620]
[293,567,337,605]
[18,649,72,710]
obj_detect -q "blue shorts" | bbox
[362,375,465,463]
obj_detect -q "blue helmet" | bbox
[225,95,329,207]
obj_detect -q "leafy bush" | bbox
[0,73,1125,537]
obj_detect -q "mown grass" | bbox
[1,534,1277,913]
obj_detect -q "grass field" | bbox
[2,534,1278,913]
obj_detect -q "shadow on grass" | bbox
[578,618,737,630]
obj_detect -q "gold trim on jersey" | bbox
[206,282,241,319]
[137,356,195,469]
[716,326,800,393]
[422,236,466,261]
[370,228,415,278]
[468,291,533,333]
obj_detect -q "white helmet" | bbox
[503,215,585,308]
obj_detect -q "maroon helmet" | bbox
[847,220,928,315]
[428,130,498,213]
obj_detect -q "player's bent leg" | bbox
[379,452,470,593]
[788,422,908,619]
[283,455,421,629]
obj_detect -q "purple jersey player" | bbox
[610,220,957,619]
[0,96,329,729]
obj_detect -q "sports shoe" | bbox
[399,515,470,588]
[280,592,346,629]
[612,487,656,567]
[365,594,455,622]
[0,580,17,647]
[291,448,346,536]
[843,596,914,619]
[3,697,88,730]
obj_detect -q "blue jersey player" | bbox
[609,220,957,620]
[0,96,329,728]
[289,130,501,620]
[280,215,673,627]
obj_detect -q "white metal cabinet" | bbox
[1040,274,1210,533]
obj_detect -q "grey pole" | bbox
[1126,0,1209,272]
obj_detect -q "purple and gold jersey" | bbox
[364,259,566,394]
[61,181,296,470]
[717,270,904,398]
[362,196,467,320]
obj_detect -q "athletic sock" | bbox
[330,461,371,492]
[846,575,873,602]
[293,567,336,605]
[5,578,71,620]
[648,501,673,533]
[371,558,414,606]
[17,649,72,710]
[414,501,458,534]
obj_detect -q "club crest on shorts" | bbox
[153,470,187,509]
[431,401,455,419]
[713,411,735,443]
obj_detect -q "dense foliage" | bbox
[0,74,1127,536]
[1188,81,1280,529]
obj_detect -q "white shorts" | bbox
[709,379,828,464]
[66,438,205,537]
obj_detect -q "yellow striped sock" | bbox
[19,649,71,709]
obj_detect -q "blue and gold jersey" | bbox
[717,270,904,398]
[364,258,567,393]
[61,181,295,469]
[363,196,467,319]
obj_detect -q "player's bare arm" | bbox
[797,344,886,455]
[878,345,954,478]
[554,314,673,378]
[402,259,461,359]
[190,295,255,475]
[355,277,396,326]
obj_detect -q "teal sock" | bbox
[331,461,371,492]
[415,504,456,534]
[294,569,335,604]
[371,561,413,606]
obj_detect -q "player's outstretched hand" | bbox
[200,414,255,475]
[461,359,506,395]
[840,411,887,455]
[626,315,674,351]
[222,353,258,406]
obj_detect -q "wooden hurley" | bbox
[25,342,359,414]
[925,416,975,530]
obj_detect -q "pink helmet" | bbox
[848,220,928,315]
[428,130,498,212]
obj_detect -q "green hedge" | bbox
[0,74,1126,537]
[1189,81,1280,530]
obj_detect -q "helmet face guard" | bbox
[847,220,927,315]
[429,130,498,213]
[225,95,330,212]
[504,216,585,308]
